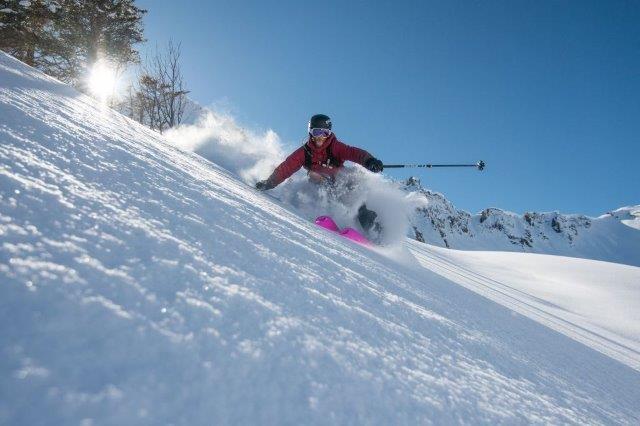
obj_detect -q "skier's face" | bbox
[312,135,327,147]
[309,128,331,147]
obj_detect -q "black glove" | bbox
[364,157,384,173]
[255,179,274,191]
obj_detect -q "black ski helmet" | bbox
[308,114,332,132]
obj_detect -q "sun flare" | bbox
[88,60,118,103]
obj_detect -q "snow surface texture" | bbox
[1,52,640,424]
[409,241,640,372]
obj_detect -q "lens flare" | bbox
[88,60,117,103]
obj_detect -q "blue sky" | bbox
[137,0,639,216]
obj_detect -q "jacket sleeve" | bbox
[267,147,306,187]
[331,140,373,166]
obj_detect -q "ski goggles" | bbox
[310,128,332,138]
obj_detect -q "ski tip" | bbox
[315,216,340,233]
[315,216,372,246]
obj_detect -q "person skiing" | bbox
[255,113,384,236]
[255,114,384,190]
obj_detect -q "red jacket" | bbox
[267,134,372,187]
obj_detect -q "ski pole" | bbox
[383,160,486,171]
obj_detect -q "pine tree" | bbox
[53,0,146,84]
[0,0,61,67]
[1,0,146,85]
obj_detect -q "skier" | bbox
[255,113,384,234]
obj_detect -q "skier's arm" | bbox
[332,140,375,165]
[333,140,383,173]
[259,147,305,189]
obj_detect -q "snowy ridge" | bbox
[404,177,640,267]
[1,52,640,424]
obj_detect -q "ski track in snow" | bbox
[408,241,640,372]
[1,52,640,424]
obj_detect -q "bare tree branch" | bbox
[130,39,189,132]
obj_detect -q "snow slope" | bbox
[408,241,640,372]
[2,52,640,424]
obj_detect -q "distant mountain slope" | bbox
[403,177,640,266]
[2,52,639,424]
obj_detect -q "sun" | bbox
[87,60,118,103]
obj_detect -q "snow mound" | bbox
[1,52,640,424]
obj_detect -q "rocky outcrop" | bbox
[401,177,639,266]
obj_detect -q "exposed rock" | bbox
[400,178,639,265]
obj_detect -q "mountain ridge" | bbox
[403,177,640,266]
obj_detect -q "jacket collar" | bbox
[306,133,336,152]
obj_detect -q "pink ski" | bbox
[315,216,371,246]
